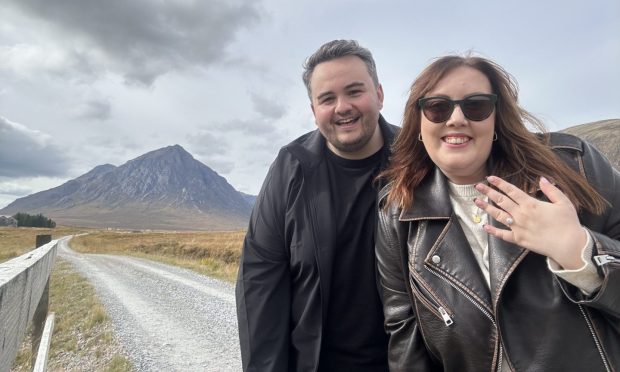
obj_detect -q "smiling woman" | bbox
[418,66,497,185]
[376,54,620,372]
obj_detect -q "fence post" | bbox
[31,234,53,359]
[35,235,52,250]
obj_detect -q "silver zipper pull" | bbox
[438,307,453,326]
[594,255,616,266]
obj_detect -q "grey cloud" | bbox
[250,139,281,153]
[0,183,32,196]
[210,91,288,134]
[0,116,71,177]
[6,0,262,85]
[0,44,99,82]
[213,118,278,135]
[250,92,287,120]
[186,131,228,156]
[74,99,112,121]
[203,157,235,175]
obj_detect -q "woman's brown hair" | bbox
[381,54,607,214]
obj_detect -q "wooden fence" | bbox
[0,236,57,372]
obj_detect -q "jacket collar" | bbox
[400,167,527,310]
[399,167,452,221]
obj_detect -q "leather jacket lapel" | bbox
[487,222,528,308]
[401,168,492,310]
[425,218,493,309]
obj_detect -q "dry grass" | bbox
[11,258,132,371]
[3,226,245,370]
[70,230,245,282]
[0,226,245,282]
[0,226,90,263]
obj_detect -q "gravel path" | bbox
[57,236,242,371]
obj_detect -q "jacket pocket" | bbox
[408,271,453,327]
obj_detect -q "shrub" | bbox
[12,212,56,228]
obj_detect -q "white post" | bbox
[32,313,55,372]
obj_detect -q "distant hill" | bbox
[561,119,620,170]
[0,145,254,231]
[239,192,257,207]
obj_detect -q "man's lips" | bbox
[335,116,360,125]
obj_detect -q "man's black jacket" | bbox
[236,117,399,372]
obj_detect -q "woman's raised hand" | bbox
[474,175,587,270]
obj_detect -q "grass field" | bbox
[0,226,89,263]
[69,229,245,282]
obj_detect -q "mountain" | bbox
[0,145,254,231]
[239,192,257,207]
[560,119,620,170]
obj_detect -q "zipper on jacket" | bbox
[408,273,454,326]
[593,254,616,266]
[425,265,504,371]
[578,304,612,372]
[438,306,453,326]
[425,266,495,325]
[497,345,503,372]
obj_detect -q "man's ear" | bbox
[377,83,385,109]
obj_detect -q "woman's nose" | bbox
[446,104,467,126]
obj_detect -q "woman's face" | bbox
[420,66,496,184]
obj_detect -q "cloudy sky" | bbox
[1,0,618,208]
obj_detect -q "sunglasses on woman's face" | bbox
[418,93,498,123]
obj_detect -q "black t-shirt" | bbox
[318,146,389,372]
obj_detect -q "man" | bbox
[236,40,399,372]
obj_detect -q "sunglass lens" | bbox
[463,97,494,121]
[423,99,452,123]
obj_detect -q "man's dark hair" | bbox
[302,40,379,99]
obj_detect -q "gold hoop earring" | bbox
[493,132,498,141]
[418,133,423,142]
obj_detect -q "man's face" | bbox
[309,55,384,159]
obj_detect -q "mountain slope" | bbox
[560,119,620,170]
[1,145,252,230]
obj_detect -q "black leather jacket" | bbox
[376,133,620,372]
[236,117,399,372]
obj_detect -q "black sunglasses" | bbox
[418,93,498,123]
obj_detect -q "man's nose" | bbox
[335,97,352,114]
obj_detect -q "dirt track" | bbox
[58,236,241,371]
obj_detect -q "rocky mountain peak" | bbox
[0,145,253,230]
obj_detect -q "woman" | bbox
[376,55,619,372]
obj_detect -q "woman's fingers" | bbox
[482,222,516,244]
[474,198,514,228]
[539,176,570,204]
[472,175,586,267]
[486,176,531,204]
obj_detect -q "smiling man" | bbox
[235,40,399,372]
